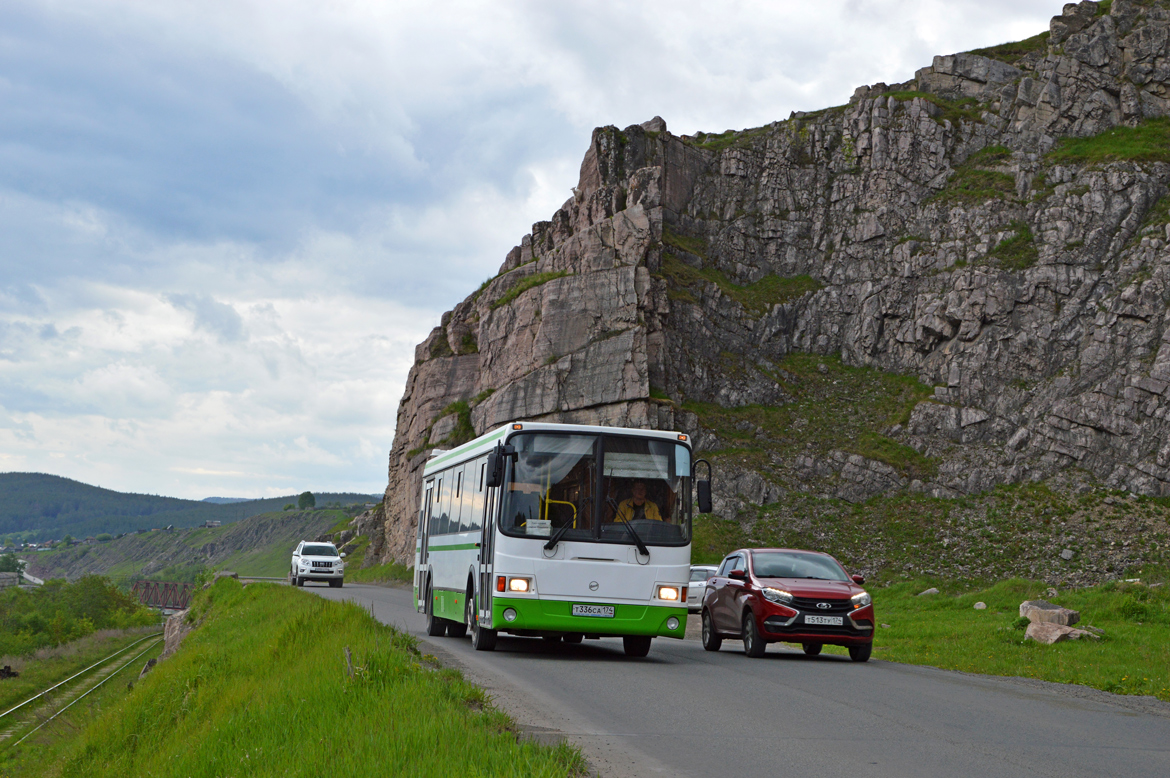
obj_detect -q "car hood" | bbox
[757,577,859,598]
[299,555,341,562]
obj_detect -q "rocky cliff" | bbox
[373,1,1170,581]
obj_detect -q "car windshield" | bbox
[500,433,691,546]
[301,545,338,557]
[690,568,715,582]
[750,551,848,581]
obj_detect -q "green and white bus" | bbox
[413,421,711,656]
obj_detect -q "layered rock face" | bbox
[374,1,1170,565]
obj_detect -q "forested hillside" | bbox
[0,473,377,542]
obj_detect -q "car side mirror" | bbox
[729,569,747,580]
[341,552,347,558]
[693,458,713,514]
[852,574,865,584]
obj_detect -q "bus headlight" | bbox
[666,617,680,630]
[508,577,532,593]
[656,585,681,601]
[503,608,518,622]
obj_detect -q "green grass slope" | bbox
[27,579,583,778]
[25,510,344,582]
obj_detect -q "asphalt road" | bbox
[310,582,1170,778]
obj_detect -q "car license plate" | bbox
[804,614,842,626]
[572,604,615,618]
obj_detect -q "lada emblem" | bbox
[816,602,831,610]
[589,581,599,591]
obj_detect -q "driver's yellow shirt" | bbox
[614,499,663,522]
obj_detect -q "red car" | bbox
[701,548,874,661]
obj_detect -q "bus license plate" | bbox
[572,604,615,618]
[804,614,842,626]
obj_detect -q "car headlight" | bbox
[852,591,872,608]
[762,587,793,604]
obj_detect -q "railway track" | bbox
[0,632,163,747]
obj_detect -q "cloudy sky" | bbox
[0,0,1059,499]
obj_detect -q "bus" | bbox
[413,421,711,656]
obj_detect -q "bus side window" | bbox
[436,474,453,535]
[429,477,444,536]
[452,469,465,534]
[463,460,481,532]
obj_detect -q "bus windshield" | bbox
[500,433,691,546]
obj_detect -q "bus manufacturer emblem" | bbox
[589,581,599,591]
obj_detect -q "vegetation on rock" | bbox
[490,271,571,310]
[1048,117,1170,165]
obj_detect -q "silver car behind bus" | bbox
[687,565,719,612]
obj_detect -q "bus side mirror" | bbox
[697,480,712,514]
[485,443,515,488]
[485,451,502,487]
[693,458,713,514]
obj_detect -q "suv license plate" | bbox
[572,604,615,618]
[804,614,843,626]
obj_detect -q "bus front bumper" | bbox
[491,598,687,639]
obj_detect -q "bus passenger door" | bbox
[416,481,434,612]
[478,458,496,628]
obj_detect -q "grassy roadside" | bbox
[12,579,583,778]
[347,561,413,585]
[0,627,160,715]
[815,578,1170,701]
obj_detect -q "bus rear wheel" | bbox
[622,636,652,657]
[424,582,447,637]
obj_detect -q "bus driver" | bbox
[613,480,663,522]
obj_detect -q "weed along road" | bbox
[311,583,1170,778]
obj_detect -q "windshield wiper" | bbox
[618,517,649,558]
[544,523,573,551]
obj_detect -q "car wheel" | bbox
[742,611,766,658]
[424,582,446,637]
[701,609,722,652]
[470,593,497,651]
[329,579,340,588]
[563,633,584,644]
[803,642,822,656]
[337,578,344,589]
[848,643,872,663]
[295,577,303,587]
[622,636,652,657]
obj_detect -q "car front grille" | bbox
[790,596,851,614]
[311,561,333,568]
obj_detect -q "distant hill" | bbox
[24,508,344,581]
[0,472,378,543]
[201,497,252,504]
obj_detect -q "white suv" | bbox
[290,541,346,588]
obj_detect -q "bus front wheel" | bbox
[622,636,652,657]
[470,594,497,651]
